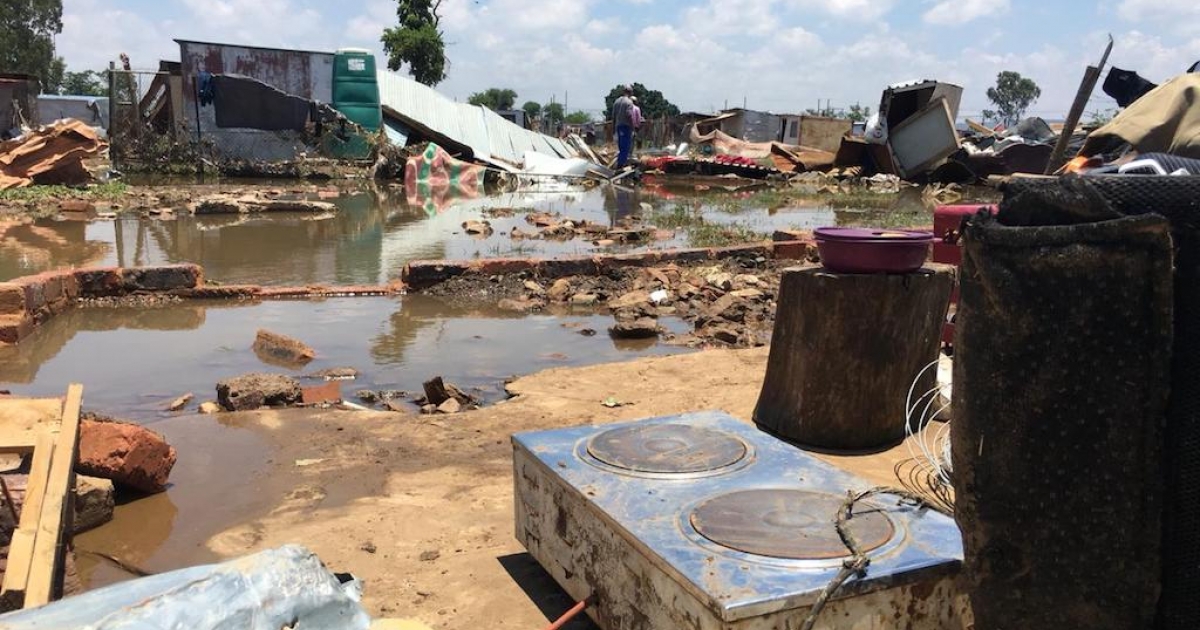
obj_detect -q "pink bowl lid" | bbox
[814,227,934,242]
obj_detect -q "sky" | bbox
[55,0,1200,120]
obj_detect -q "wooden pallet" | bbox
[0,384,82,609]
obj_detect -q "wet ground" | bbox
[0,179,992,595]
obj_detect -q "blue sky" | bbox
[58,0,1200,120]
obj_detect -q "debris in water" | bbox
[166,393,194,412]
[253,329,316,368]
[216,373,303,411]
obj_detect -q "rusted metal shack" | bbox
[0,74,41,138]
[175,40,335,161]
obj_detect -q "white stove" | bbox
[513,411,969,630]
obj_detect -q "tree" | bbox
[381,0,447,86]
[521,101,541,121]
[986,71,1041,126]
[467,88,517,110]
[846,103,871,122]
[565,110,592,125]
[1,0,65,90]
[543,102,564,127]
[603,83,680,121]
[58,70,106,96]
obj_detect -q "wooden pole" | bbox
[754,266,954,450]
[1045,35,1113,174]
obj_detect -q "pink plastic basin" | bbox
[814,227,933,274]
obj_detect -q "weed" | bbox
[0,181,128,203]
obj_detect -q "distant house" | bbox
[38,95,110,130]
[175,39,337,161]
[694,108,851,149]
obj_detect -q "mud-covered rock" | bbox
[78,420,177,493]
[216,373,302,411]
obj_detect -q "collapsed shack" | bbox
[0,120,108,190]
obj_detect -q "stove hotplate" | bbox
[514,410,967,629]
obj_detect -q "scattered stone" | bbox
[306,367,360,381]
[356,390,379,403]
[436,398,462,414]
[578,328,597,336]
[384,400,410,413]
[522,280,545,295]
[730,288,764,300]
[198,401,221,414]
[419,550,441,562]
[461,219,493,236]
[707,293,740,319]
[498,297,538,312]
[216,373,303,411]
[74,475,114,533]
[707,326,741,345]
[78,419,177,494]
[360,541,377,554]
[166,392,193,412]
[706,272,734,291]
[252,329,316,368]
[609,317,661,339]
[421,376,474,407]
[301,381,342,405]
[593,239,616,247]
[608,290,652,311]
[420,404,437,414]
[570,293,598,306]
[734,274,762,286]
[547,279,572,301]
[60,199,95,213]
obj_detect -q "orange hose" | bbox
[541,596,592,630]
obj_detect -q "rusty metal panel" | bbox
[177,40,333,119]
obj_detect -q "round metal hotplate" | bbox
[689,489,895,560]
[586,424,748,474]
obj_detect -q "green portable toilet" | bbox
[329,48,381,158]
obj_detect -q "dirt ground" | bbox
[133,346,928,630]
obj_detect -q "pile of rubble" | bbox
[422,258,789,348]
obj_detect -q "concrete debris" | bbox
[192,193,337,215]
[706,272,734,291]
[608,290,653,311]
[461,220,493,236]
[570,293,598,306]
[253,329,316,368]
[0,119,107,190]
[436,398,462,414]
[78,419,178,494]
[609,317,661,339]
[198,401,221,414]
[547,279,572,302]
[419,376,476,410]
[74,475,115,533]
[216,373,304,411]
[306,367,360,381]
[166,392,194,412]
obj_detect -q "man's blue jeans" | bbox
[616,124,633,167]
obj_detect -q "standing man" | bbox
[612,85,635,168]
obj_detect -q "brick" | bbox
[78,420,177,494]
[774,240,815,261]
[169,285,263,299]
[0,283,26,316]
[123,264,203,291]
[74,268,124,297]
[773,229,813,242]
[59,199,95,213]
[0,314,34,344]
[301,381,342,405]
[536,256,599,278]
[475,258,537,276]
[401,260,470,289]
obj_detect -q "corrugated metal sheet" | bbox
[377,70,575,165]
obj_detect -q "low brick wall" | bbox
[1,265,203,344]
[401,243,789,290]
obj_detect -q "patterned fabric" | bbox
[404,143,485,216]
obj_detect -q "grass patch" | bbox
[832,209,930,229]
[648,202,766,247]
[0,181,128,203]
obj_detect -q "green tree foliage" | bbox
[467,88,518,110]
[1,0,65,90]
[603,83,680,121]
[543,102,564,127]
[521,101,542,121]
[58,70,106,96]
[846,103,871,122]
[986,71,1042,126]
[382,0,447,86]
[565,110,592,124]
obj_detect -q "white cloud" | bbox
[924,0,1011,25]
[789,0,897,20]
[683,0,779,37]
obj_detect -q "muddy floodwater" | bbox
[0,182,954,285]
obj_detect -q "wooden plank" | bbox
[24,384,83,607]
[1,430,55,599]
